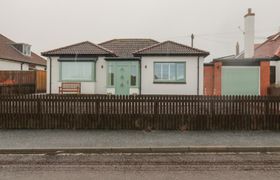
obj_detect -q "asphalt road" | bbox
[1,152,280,180]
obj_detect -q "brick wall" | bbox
[260,61,270,96]
[213,62,222,95]
[204,66,214,95]
[203,62,222,96]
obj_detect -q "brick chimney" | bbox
[244,8,255,58]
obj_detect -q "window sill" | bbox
[60,80,96,83]
[153,81,186,84]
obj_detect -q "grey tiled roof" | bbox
[134,41,209,56]
[0,34,46,66]
[99,39,159,57]
[41,41,115,56]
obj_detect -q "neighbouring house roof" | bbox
[0,34,46,66]
[213,58,261,66]
[220,32,280,60]
[134,41,209,57]
[99,39,159,58]
[276,47,280,57]
[253,32,280,58]
[41,41,116,57]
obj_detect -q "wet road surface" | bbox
[1,152,280,180]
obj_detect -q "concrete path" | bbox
[0,130,280,149]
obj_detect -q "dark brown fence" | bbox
[0,71,46,94]
[35,70,47,93]
[0,94,280,130]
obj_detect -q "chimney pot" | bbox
[244,8,255,17]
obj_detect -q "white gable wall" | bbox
[0,58,45,71]
[35,65,46,71]
[141,56,204,95]
[0,58,29,70]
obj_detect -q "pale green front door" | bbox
[115,64,130,95]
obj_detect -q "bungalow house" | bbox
[42,39,209,95]
[204,9,278,96]
[0,34,46,70]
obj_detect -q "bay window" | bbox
[60,61,95,82]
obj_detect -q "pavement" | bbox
[0,130,280,151]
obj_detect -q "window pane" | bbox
[169,63,176,80]
[162,63,169,80]
[176,63,185,81]
[131,65,137,86]
[108,65,114,86]
[154,62,185,82]
[154,63,161,80]
[61,62,93,81]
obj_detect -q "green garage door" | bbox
[222,67,260,95]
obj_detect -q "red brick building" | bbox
[204,59,271,96]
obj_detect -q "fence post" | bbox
[210,96,215,130]
[37,96,42,122]
[264,96,269,130]
[34,70,37,93]
[96,96,100,122]
[154,98,159,122]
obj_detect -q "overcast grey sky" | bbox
[1,0,279,61]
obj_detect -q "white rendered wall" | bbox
[95,57,107,94]
[0,59,23,70]
[141,56,204,95]
[35,65,46,70]
[106,88,115,94]
[22,63,29,70]
[47,57,98,94]
[130,88,139,95]
[0,58,45,71]
[46,57,51,93]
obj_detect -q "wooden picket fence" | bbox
[0,94,280,130]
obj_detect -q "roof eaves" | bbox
[41,41,88,56]
[41,41,116,56]
[133,40,209,57]
[0,56,46,66]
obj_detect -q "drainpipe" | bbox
[49,57,52,94]
[139,58,142,95]
[197,56,200,95]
